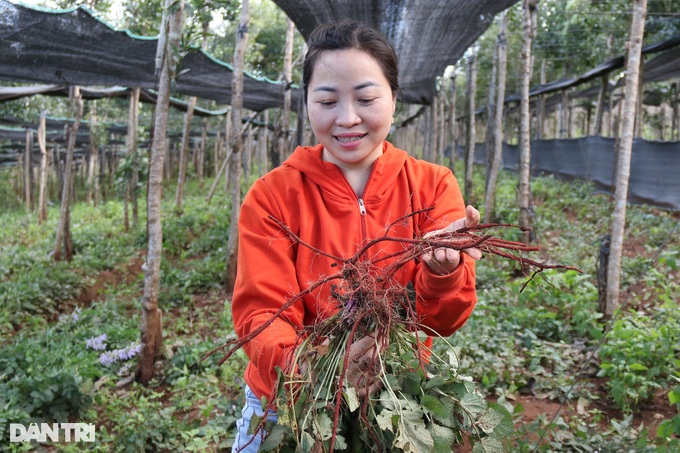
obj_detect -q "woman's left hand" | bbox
[422,205,482,275]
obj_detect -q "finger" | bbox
[465,205,480,227]
[462,246,482,261]
[444,248,460,264]
[434,247,448,263]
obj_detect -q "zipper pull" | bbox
[358,198,367,216]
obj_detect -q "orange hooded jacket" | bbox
[231,141,477,400]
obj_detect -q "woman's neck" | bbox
[322,148,377,197]
[341,166,372,198]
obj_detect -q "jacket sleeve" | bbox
[414,168,477,337]
[231,178,305,394]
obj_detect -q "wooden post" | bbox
[24,128,33,211]
[518,0,538,253]
[136,0,184,385]
[53,86,83,262]
[447,74,457,173]
[484,11,507,224]
[605,0,647,317]
[464,50,477,202]
[37,111,49,224]
[225,0,250,292]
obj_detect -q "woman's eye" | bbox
[319,100,336,107]
[359,98,377,105]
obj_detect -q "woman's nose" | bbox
[335,102,361,127]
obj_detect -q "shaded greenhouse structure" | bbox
[1,0,679,211]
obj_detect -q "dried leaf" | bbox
[475,408,504,434]
[394,408,434,453]
[376,409,395,433]
[344,387,360,412]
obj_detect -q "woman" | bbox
[230,19,480,452]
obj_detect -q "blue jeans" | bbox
[232,385,278,453]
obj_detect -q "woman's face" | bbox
[306,48,397,172]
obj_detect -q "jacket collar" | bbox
[283,141,408,201]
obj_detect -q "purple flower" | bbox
[59,307,82,324]
[86,334,108,351]
[99,351,116,367]
[98,342,141,367]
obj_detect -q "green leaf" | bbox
[657,419,673,439]
[475,409,504,434]
[424,375,448,391]
[472,436,504,453]
[333,434,348,450]
[629,362,648,371]
[259,424,288,451]
[430,423,456,452]
[487,403,514,438]
[459,393,487,419]
[299,431,315,453]
[247,413,263,436]
[616,328,636,340]
[422,395,452,420]
[402,371,422,395]
[668,387,680,406]
[313,411,333,441]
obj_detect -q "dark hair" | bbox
[302,19,399,103]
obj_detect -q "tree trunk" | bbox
[518,0,537,252]
[24,128,33,211]
[537,59,546,139]
[136,0,184,385]
[594,74,609,136]
[174,96,197,216]
[485,31,498,184]
[206,150,233,205]
[464,50,477,202]
[38,111,49,224]
[423,102,434,162]
[672,79,679,141]
[128,87,141,227]
[605,0,647,318]
[447,74,457,173]
[53,87,83,262]
[197,117,207,187]
[225,0,250,292]
[87,101,99,206]
[634,54,646,138]
[484,12,507,224]
[437,91,446,165]
[279,17,295,161]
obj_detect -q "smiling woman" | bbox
[307,48,396,195]
[229,19,480,452]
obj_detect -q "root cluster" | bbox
[207,209,581,452]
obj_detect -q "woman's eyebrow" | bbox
[311,81,382,94]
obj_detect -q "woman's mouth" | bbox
[335,134,366,143]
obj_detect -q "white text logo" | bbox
[9,423,96,443]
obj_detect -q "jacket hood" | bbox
[282,141,409,201]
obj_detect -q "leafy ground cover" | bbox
[0,168,678,452]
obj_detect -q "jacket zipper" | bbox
[357,163,378,244]
[358,198,367,216]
